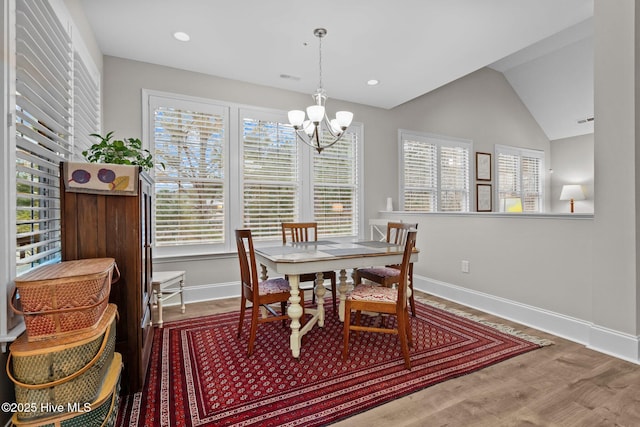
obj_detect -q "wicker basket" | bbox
[11,352,123,427]
[7,304,117,422]
[11,258,118,342]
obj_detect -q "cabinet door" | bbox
[139,172,154,383]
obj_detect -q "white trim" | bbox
[414,274,640,364]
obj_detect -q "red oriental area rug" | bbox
[116,298,551,426]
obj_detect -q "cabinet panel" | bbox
[60,164,153,393]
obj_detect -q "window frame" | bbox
[398,129,472,212]
[143,90,364,257]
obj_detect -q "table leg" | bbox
[179,275,186,314]
[315,272,325,327]
[156,286,164,328]
[338,269,349,322]
[260,264,268,281]
[287,274,303,358]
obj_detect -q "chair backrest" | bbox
[281,222,318,244]
[397,230,418,310]
[387,222,418,245]
[235,229,259,301]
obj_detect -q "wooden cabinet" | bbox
[60,165,153,393]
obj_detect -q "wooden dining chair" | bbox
[235,229,303,356]
[281,222,337,314]
[343,230,417,370]
[353,222,418,316]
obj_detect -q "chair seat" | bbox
[349,284,398,303]
[259,277,290,295]
[358,266,400,281]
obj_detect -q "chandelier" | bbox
[288,28,354,154]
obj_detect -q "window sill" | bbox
[380,211,594,220]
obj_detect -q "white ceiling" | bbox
[78,0,594,140]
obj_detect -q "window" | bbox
[313,130,360,237]
[15,0,72,275]
[241,112,298,240]
[150,96,226,250]
[495,145,544,212]
[146,92,363,254]
[5,1,102,340]
[399,130,471,212]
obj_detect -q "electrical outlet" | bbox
[461,260,470,273]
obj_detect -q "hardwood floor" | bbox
[156,291,640,426]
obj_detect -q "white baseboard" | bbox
[414,275,640,364]
[166,277,640,364]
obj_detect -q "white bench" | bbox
[151,270,186,327]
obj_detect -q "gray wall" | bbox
[550,133,594,213]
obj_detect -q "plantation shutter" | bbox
[440,145,470,212]
[496,145,544,212]
[242,117,298,240]
[152,100,226,246]
[400,131,470,212]
[313,129,359,237]
[497,152,520,202]
[401,137,437,212]
[73,51,100,156]
[15,0,73,274]
[522,154,542,212]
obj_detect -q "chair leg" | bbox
[342,301,352,361]
[409,268,416,317]
[237,297,246,338]
[248,303,260,356]
[405,307,413,348]
[331,276,337,314]
[396,309,412,370]
[281,301,287,328]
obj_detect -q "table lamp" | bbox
[559,184,585,213]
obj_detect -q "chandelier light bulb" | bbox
[335,111,354,129]
[330,119,342,134]
[288,110,305,127]
[306,105,325,123]
[302,120,315,135]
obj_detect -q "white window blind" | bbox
[73,51,100,156]
[152,99,226,246]
[242,117,298,240]
[313,129,359,237]
[496,145,544,212]
[15,0,73,274]
[400,131,470,212]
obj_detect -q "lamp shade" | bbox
[559,184,585,201]
[306,105,325,123]
[288,110,305,127]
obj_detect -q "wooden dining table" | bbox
[254,240,419,358]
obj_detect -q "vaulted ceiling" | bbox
[78,0,594,140]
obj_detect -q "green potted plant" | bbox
[83,131,154,171]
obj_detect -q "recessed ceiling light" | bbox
[173,31,191,42]
[367,79,379,86]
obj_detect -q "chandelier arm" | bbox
[322,115,340,138]
[293,129,345,153]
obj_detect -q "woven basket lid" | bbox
[15,258,115,285]
[9,304,117,355]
